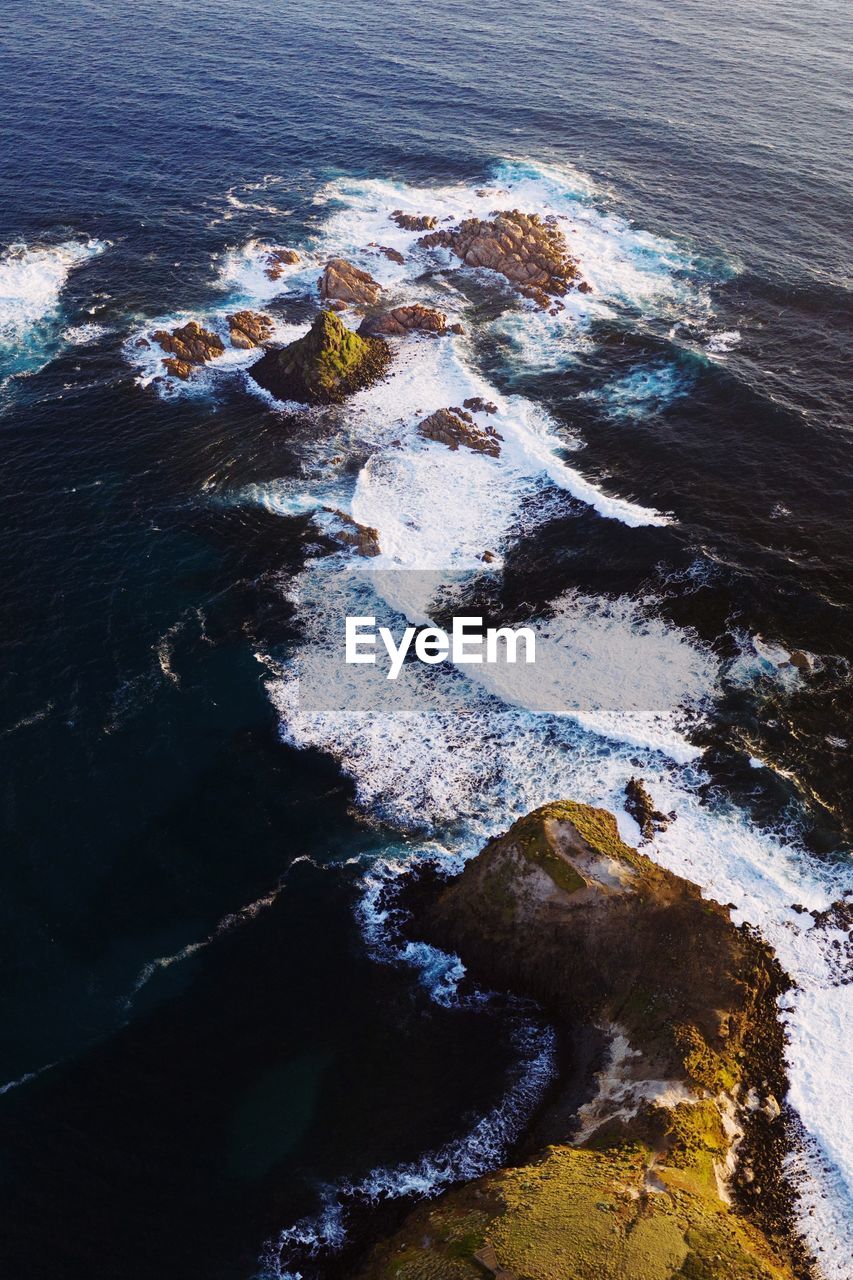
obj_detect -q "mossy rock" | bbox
[358,1145,794,1280]
[250,309,391,404]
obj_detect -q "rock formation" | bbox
[317,508,381,557]
[250,309,391,405]
[358,304,449,338]
[391,210,438,231]
[263,247,300,280]
[359,802,800,1280]
[463,396,498,414]
[226,310,274,349]
[420,209,583,307]
[417,406,503,457]
[318,258,383,307]
[624,776,673,842]
[152,320,225,379]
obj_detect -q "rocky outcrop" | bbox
[250,309,391,405]
[624,776,673,842]
[463,396,498,414]
[226,310,274,349]
[263,247,300,280]
[357,304,449,338]
[417,406,503,457]
[318,258,383,307]
[367,243,406,264]
[317,508,381,557]
[359,802,801,1280]
[391,210,437,231]
[152,321,225,376]
[420,209,582,307]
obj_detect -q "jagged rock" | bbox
[357,304,448,338]
[226,309,274,349]
[417,407,502,457]
[152,320,225,367]
[624,776,672,842]
[367,243,406,264]
[162,358,193,380]
[264,247,300,280]
[463,396,498,414]
[250,309,391,405]
[318,508,381,557]
[357,803,797,1280]
[391,210,437,231]
[318,258,382,307]
[420,209,583,305]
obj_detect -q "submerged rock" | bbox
[152,320,225,368]
[417,406,502,456]
[250,309,391,405]
[318,258,383,307]
[226,309,274,349]
[357,304,448,338]
[317,508,381,557]
[390,209,437,231]
[420,209,583,305]
[358,802,799,1280]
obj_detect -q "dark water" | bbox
[1,1,851,1276]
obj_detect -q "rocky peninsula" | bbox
[358,801,805,1280]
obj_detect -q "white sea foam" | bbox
[0,238,108,378]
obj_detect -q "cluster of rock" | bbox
[391,210,437,231]
[250,309,391,405]
[263,247,300,280]
[358,801,801,1280]
[420,209,586,309]
[357,304,459,338]
[151,312,273,379]
[624,775,673,842]
[417,406,503,457]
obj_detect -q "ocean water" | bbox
[1,1,851,1277]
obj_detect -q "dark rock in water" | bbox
[367,242,406,264]
[152,320,225,367]
[358,803,798,1280]
[263,246,300,280]
[463,396,498,414]
[318,508,381,557]
[357,304,448,338]
[577,279,593,293]
[390,209,437,231]
[318,258,383,307]
[226,309,274,349]
[417,406,502,457]
[419,208,585,305]
[624,775,671,842]
[250,309,391,405]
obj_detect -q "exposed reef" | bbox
[391,210,438,231]
[319,258,383,308]
[263,246,300,280]
[151,320,225,379]
[226,309,274,349]
[420,209,583,308]
[417,406,503,457]
[250,309,391,405]
[358,304,452,338]
[358,802,803,1280]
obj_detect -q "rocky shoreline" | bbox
[355,802,811,1280]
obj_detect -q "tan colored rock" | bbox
[152,320,225,367]
[391,210,437,231]
[358,304,448,338]
[417,407,502,457]
[162,357,193,380]
[420,209,582,305]
[264,247,300,280]
[226,309,274,349]
[320,508,381,557]
[319,258,383,307]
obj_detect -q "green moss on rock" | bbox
[250,309,391,404]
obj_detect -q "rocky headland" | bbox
[357,801,806,1280]
[250,309,391,405]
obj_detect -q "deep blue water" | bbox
[1,1,852,1277]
